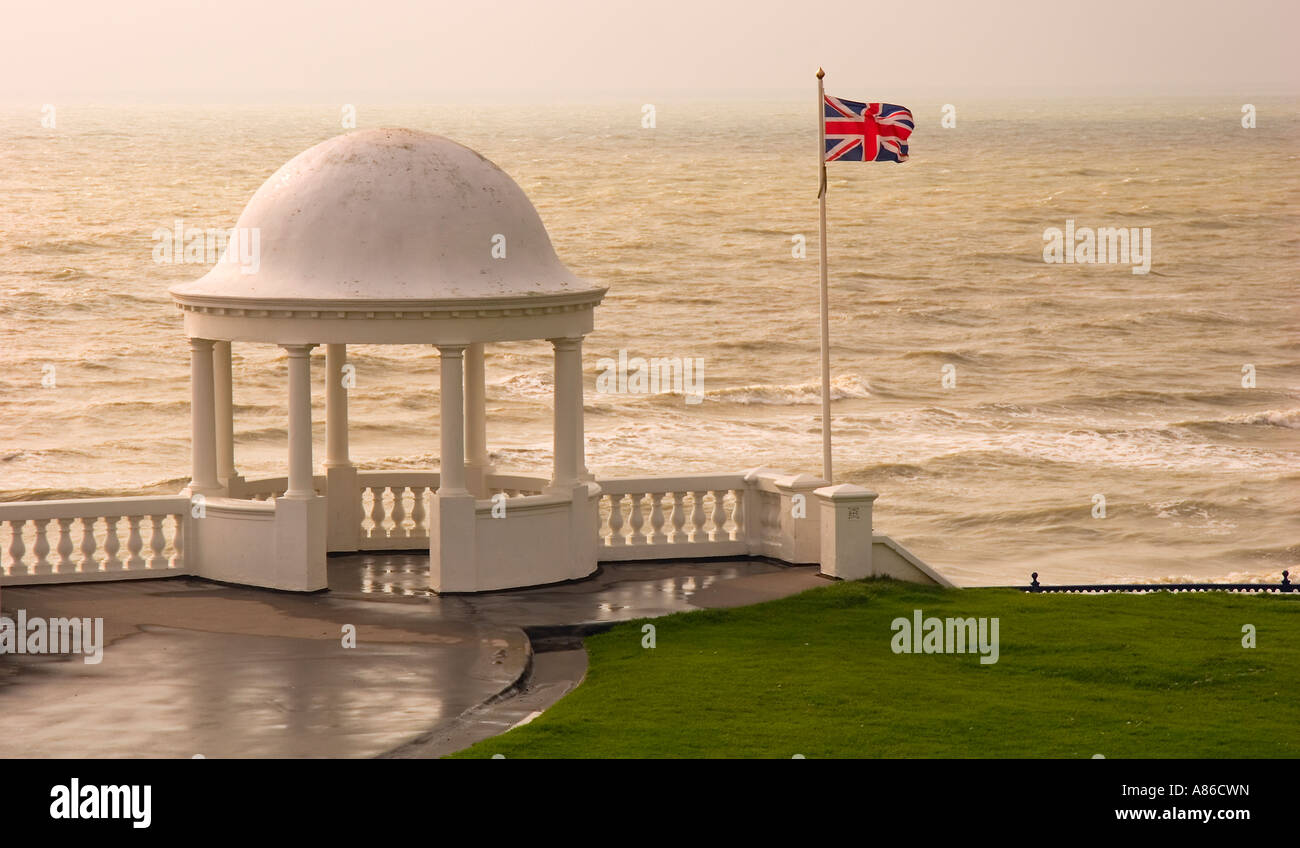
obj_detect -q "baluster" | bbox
[607,494,625,546]
[126,515,145,569]
[649,493,667,544]
[731,489,745,541]
[79,517,99,572]
[359,486,371,539]
[391,487,408,538]
[710,490,728,541]
[628,493,646,545]
[149,515,167,569]
[667,492,686,543]
[170,514,184,570]
[370,487,386,540]
[410,486,427,537]
[690,491,708,542]
[103,516,122,571]
[55,517,75,572]
[31,518,52,576]
[8,519,27,577]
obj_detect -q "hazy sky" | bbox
[2,0,1295,101]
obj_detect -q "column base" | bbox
[465,462,493,500]
[324,464,359,552]
[429,491,477,593]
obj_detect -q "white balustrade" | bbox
[356,471,438,549]
[597,474,749,561]
[0,468,846,585]
[0,496,188,585]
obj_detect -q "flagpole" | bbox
[816,67,833,483]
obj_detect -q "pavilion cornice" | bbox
[171,289,607,321]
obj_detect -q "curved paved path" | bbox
[0,557,824,758]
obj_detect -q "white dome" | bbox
[170,128,601,305]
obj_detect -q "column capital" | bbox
[281,343,316,357]
[548,336,584,351]
[189,337,216,351]
[436,343,468,357]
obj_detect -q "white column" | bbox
[437,345,468,495]
[464,342,490,496]
[325,344,350,468]
[323,343,359,551]
[283,344,316,499]
[550,337,581,488]
[573,336,591,480]
[213,340,237,488]
[188,338,221,495]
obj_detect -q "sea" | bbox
[1,99,1296,586]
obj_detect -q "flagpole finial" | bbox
[816,68,825,79]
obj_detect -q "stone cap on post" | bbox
[813,483,879,505]
[773,472,829,492]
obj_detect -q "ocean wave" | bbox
[703,374,870,405]
[933,501,1111,531]
[0,479,184,501]
[901,350,982,364]
[1053,388,1271,411]
[45,267,91,281]
[494,372,553,399]
[1217,408,1300,429]
[86,399,191,415]
[1164,407,1300,434]
[841,461,929,479]
[836,424,1285,473]
[1109,569,1296,586]
[8,239,115,255]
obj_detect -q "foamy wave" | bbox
[1110,571,1290,586]
[1147,499,1238,535]
[494,372,553,399]
[1219,408,1300,429]
[704,375,871,405]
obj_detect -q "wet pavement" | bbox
[330,554,826,628]
[0,556,825,758]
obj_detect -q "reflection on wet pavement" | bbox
[329,553,819,628]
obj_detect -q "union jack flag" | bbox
[824,95,914,163]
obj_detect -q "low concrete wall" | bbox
[432,482,601,593]
[191,496,326,592]
[871,534,954,588]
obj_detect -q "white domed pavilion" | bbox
[170,128,606,592]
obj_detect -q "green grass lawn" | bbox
[453,578,1300,758]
